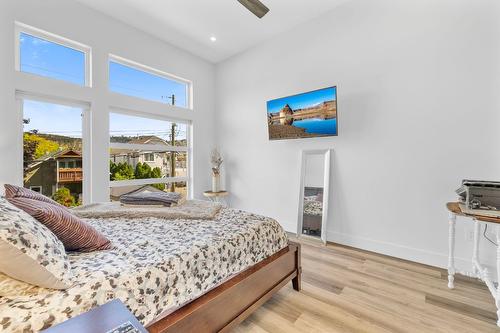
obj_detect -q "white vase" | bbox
[212,174,220,193]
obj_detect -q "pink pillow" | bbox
[7,197,112,252]
[4,184,69,210]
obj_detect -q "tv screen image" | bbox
[266,86,337,140]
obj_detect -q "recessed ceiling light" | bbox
[210,36,217,42]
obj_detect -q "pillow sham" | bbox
[0,272,50,297]
[0,197,72,289]
[4,184,68,210]
[7,197,112,252]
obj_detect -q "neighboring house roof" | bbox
[38,149,81,161]
[109,149,157,157]
[109,148,137,156]
[109,136,169,156]
[55,149,82,159]
[26,149,82,171]
[128,136,168,145]
[110,184,164,200]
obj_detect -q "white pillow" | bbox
[0,272,50,296]
[0,198,72,289]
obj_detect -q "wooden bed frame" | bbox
[147,241,301,333]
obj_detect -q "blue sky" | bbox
[109,62,187,107]
[20,33,85,85]
[23,100,187,141]
[109,113,186,141]
[24,100,82,137]
[267,87,336,114]
[20,32,187,140]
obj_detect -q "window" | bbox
[144,153,155,162]
[29,186,42,193]
[13,24,195,205]
[109,56,190,108]
[16,23,90,86]
[23,99,86,206]
[60,160,76,168]
[109,112,190,200]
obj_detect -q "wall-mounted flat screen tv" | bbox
[267,86,337,140]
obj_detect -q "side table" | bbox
[203,190,229,206]
[446,202,500,326]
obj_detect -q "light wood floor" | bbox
[234,238,498,333]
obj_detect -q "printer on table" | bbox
[456,180,500,211]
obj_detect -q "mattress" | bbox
[0,207,288,332]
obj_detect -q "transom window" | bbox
[16,22,91,86]
[108,55,190,108]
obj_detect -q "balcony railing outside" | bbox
[58,168,83,183]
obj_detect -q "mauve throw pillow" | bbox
[4,184,69,210]
[7,197,112,252]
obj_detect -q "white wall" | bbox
[216,0,500,272]
[0,0,216,201]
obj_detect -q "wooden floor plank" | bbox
[274,286,394,333]
[360,260,496,311]
[235,238,498,332]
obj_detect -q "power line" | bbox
[21,63,84,82]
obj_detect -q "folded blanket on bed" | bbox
[72,200,222,220]
[120,191,182,206]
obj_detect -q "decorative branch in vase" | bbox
[210,148,223,193]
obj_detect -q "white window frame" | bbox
[15,22,92,87]
[108,109,191,194]
[17,92,92,204]
[12,23,196,203]
[108,54,192,109]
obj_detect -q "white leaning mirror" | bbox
[297,149,331,244]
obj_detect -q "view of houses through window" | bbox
[109,112,189,201]
[23,99,84,206]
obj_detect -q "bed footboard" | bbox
[147,241,301,333]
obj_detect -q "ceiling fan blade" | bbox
[237,0,269,18]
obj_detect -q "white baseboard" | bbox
[326,230,472,271]
[287,227,496,281]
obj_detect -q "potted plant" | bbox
[210,148,223,192]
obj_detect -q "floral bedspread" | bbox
[303,199,323,216]
[0,208,288,332]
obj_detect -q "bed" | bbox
[0,204,301,333]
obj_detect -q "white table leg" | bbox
[472,219,480,277]
[496,226,500,327]
[448,212,457,289]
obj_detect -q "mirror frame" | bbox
[297,149,331,244]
